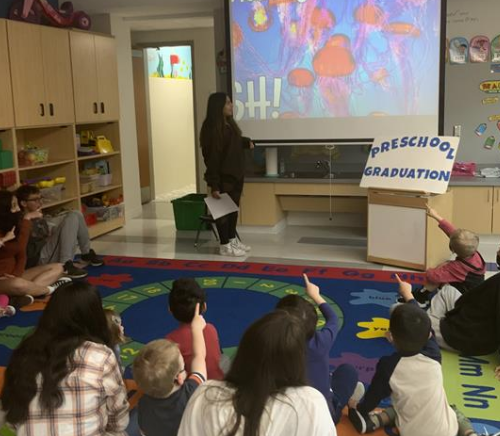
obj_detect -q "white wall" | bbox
[91,14,143,219]
[148,78,196,196]
[132,28,217,192]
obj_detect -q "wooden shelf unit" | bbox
[0,19,124,239]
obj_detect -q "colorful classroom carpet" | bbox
[0,256,499,435]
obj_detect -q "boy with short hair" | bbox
[134,303,207,436]
[348,275,481,436]
[166,278,224,380]
[419,207,485,298]
[16,185,104,279]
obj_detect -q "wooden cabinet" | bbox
[7,20,74,127]
[0,21,14,129]
[450,187,493,234]
[70,31,119,123]
[492,187,500,234]
[1,21,124,239]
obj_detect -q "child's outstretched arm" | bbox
[426,206,457,237]
[303,273,326,306]
[190,303,207,380]
[395,274,415,303]
[303,274,339,345]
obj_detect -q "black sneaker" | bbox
[64,261,88,279]
[9,295,34,308]
[47,277,73,295]
[80,249,104,267]
[348,408,376,434]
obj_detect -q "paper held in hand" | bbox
[204,193,239,220]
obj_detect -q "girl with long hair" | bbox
[1,281,129,435]
[178,310,336,436]
[0,190,67,299]
[200,92,253,257]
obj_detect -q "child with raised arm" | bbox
[277,274,363,424]
[166,278,224,379]
[133,303,207,436]
[424,206,485,294]
[348,275,482,436]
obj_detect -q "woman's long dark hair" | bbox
[200,92,242,152]
[0,190,21,235]
[2,282,112,424]
[223,310,307,436]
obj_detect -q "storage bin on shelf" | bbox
[84,203,124,222]
[0,171,16,188]
[98,173,113,187]
[171,193,207,230]
[40,185,64,204]
[80,174,99,194]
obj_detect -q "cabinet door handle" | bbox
[40,103,45,117]
[93,102,98,114]
[49,103,54,116]
[100,102,105,113]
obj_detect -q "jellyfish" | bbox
[383,22,421,37]
[287,68,315,115]
[248,2,272,32]
[312,35,357,117]
[354,3,385,26]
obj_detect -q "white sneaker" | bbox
[230,238,251,252]
[0,305,16,318]
[47,277,73,295]
[220,243,246,257]
[348,381,366,408]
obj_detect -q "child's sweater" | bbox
[426,219,485,293]
[0,219,32,277]
[306,303,339,412]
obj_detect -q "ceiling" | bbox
[70,0,222,31]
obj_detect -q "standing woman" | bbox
[1,281,129,435]
[200,92,253,257]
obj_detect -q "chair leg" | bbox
[194,221,204,247]
[210,222,219,242]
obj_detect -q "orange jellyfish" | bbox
[354,3,385,26]
[310,7,335,29]
[248,3,272,32]
[310,7,336,44]
[371,68,389,82]
[326,34,350,49]
[383,22,420,37]
[232,22,243,49]
[313,45,356,77]
[288,68,315,88]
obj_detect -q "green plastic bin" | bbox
[171,193,207,230]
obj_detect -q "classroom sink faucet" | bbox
[315,160,334,178]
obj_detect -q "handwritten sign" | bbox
[360,136,460,194]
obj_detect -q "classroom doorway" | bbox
[132,45,197,208]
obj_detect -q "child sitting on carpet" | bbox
[348,275,480,436]
[412,207,485,305]
[134,303,207,436]
[276,274,364,424]
[104,308,127,375]
[166,278,224,380]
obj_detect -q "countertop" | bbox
[245,175,500,186]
